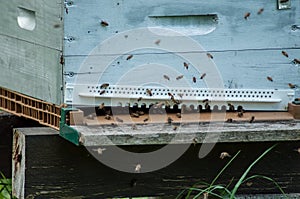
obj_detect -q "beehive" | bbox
[0,0,299,111]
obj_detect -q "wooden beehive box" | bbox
[0,0,299,110]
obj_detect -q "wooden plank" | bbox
[12,127,300,198]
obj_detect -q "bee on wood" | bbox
[183,62,189,69]
[176,113,181,118]
[135,164,141,173]
[226,118,233,123]
[206,53,213,59]
[163,75,170,81]
[237,111,243,117]
[104,114,111,120]
[146,89,153,96]
[155,39,161,45]
[200,73,206,79]
[98,103,105,110]
[293,58,300,64]
[257,8,264,15]
[115,117,123,123]
[244,12,251,20]
[204,102,210,110]
[100,20,109,27]
[288,83,298,89]
[173,126,178,131]
[228,103,235,111]
[137,97,142,102]
[220,152,231,159]
[267,76,273,82]
[131,113,140,118]
[143,117,149,122]
[167,117,173,124]
[126,54,133,60]
[99,90,106,95]
[100,83,109,89]
[193,77,197,83]
[176,75,184,80]
[249,116,255,123]
[282,51,289,58]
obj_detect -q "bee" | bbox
[282,51,289,58]
[143,117,149,122]
[200,73,206,79]
[183,62,189,69]
[93,147,106,155]
[280,0,289,3]
[249,116,255,123]
[244,12,251,20]
[220,152,231,159]
[154,102,164,108]
[137,111,145,116]
[98,103,105,110]
[100,20,109,27]
[192,137,198,146]
[202,99,209,103]
[167,117,173,124]
[206,53,213,59]
[257,8,264,15]
[99,90,106,95]
[115,117,124,123]
[131,113,140,118]
[137,97,142,102]
[293,58,300,64]
[126,54,133,60]
[193,76,197,83]
[168,92,174,98]
[176,113,182,118]
[228,103,235,111]
[226,118,233,123]
[163,75,170,81]
[294,148,300,154]
[146,89,153,96]
[155,39,161,45]
[267,76,273,82]
[135,164,142,173]
[177,93,183,98]
[204,102,210,110]
[65,7,69,14]
[173,126,178,131]
[176,75,184,80]
[237,111,243,117]
[104,114,111,120]
[288,83,297,89]
[100,83,109,89]
[60,54,64,65]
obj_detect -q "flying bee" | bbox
[200,73,206,79]
[244,12,251,20]
[98,103,105,110]
[249,116,255,123]
[193,76,197,83]
[135,164,141,173]
[163,75,170,81]
[220,152,231,159]
[137,97,142,102]
[281,51,289,58]
[99,90,106,95]
[257,8,264,14]
[176,75,184,80]
[126,54,133,60]
[146,89,153,96]
[206,53,213,59]
[293,58,300,64]
[183,62,189,69]
[154,39,161,45]
[267,76,273,82]
[115,117,124,123]
[177,93,183,98]
[92,147,106,155]
[100,20,109,27]
[100,83,109,89]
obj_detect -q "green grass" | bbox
[176,144,287,199]
[0,172,13,199]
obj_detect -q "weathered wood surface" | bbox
[0,1,63,104]
[0,111,41,178]
[13,127,300,198]
[76,120,300,146]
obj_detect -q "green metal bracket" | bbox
[59,108,80,146]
